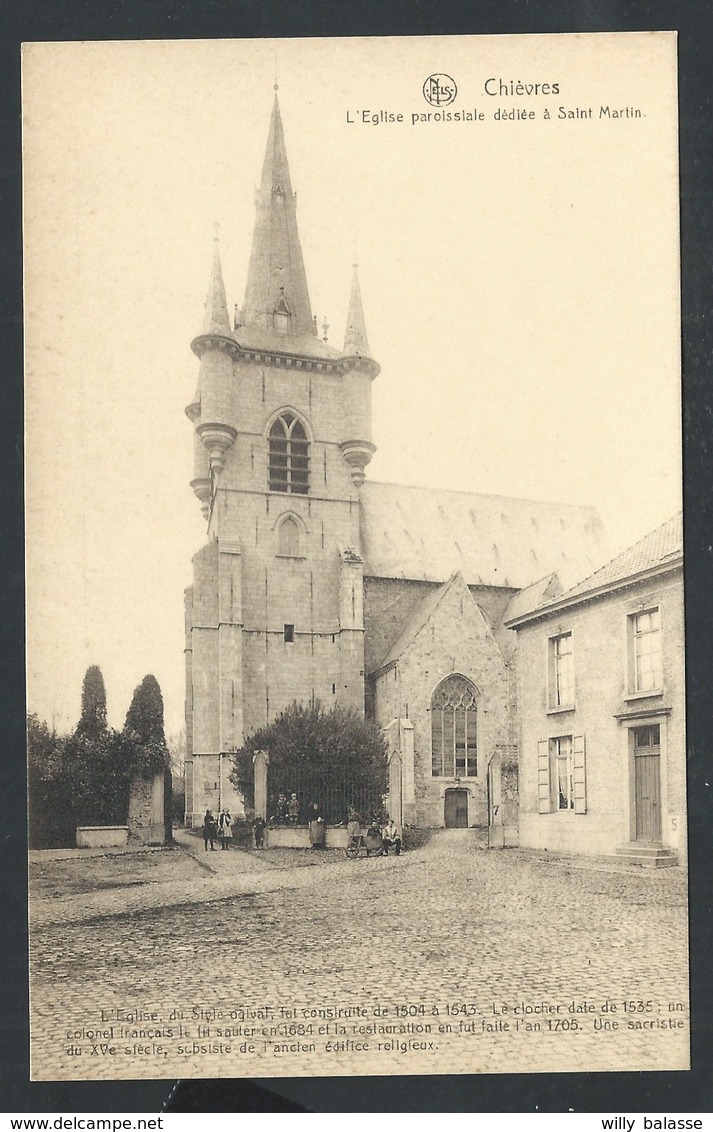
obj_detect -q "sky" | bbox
[23,34,682,737]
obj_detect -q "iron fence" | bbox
[268,765,386,826]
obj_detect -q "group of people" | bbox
[346,810,402,856]
[202,802,402,856]
[202,808,233,851]
[271,792,301,825]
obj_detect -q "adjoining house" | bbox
[504,513,685,865]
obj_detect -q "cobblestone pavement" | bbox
[29,830,689,1080]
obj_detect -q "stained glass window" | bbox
[431,675,477,777]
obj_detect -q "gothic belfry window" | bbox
[431,674,478,777]
[269,413,310,495]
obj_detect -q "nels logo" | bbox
[422,73,457,106]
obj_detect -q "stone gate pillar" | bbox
[400,718,416,826]
[488,753,504,848]
[253,749,269,820]
[387,750,403,826]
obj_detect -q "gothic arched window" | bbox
[431,674,478,778]
[274,294,291,334]
[268,413,309,495]
[278,516,301,556]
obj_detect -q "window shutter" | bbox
[537,740,551,814]
[573,734,587,814]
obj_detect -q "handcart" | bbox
[345,824,383,859]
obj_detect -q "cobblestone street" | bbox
[29,831,689,1080]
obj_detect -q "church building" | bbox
[183,92,607,836]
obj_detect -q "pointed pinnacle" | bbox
[343,264,371,356]
[200,231,232,337]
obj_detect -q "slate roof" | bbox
[360,481,607,590]
[504,512,683,626]
[502,573,561,625]
[241,93,316,340]
[235,323,343,361]
[376,575,458,672]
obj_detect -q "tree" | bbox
[62,729,129,829]
[60,664,130,829]
[230,701,388,823]
[123,675,172,842]
[27,713,71,847]
[167,726,187,823]
[123,674,171,775]
[76,665,108,739]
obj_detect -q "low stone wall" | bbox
[76,826,129,849]
[265,825,348,849]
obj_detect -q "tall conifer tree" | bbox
[123,674,170,774]
[76,665,108,738]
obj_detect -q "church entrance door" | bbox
[444,789,469,828]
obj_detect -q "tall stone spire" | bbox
[240,90,315,339]
[343,264,372,357]
[199,226,232,338]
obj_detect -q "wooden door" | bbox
[444,789,468,828]
[633,725,662,841]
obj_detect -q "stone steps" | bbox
[614,843,679,868]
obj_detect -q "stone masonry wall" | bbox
[363,577,517,676]
[128,772,167,845]
[373,576,511,829]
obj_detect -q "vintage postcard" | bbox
[24,33,686,1080]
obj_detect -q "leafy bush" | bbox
[231,819,255,848]
[27,715,72,848]
[230,701,388,824]
[401,825,432,851]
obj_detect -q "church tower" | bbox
[184,91,379,824]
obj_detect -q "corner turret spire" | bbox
[200,225,232,338]
[241,93,315,339]
[343,264,372,357]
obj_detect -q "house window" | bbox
[283,624,294,643]
[549,632,574,708]
[553,736,574,810]
[431,674,478,777]
[537,734,587,814]
[629,608,663,693]
[278,516,300,556]
[268,413,309,495]
[633,723,660,749]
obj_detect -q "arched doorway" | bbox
[444,788,469,828]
